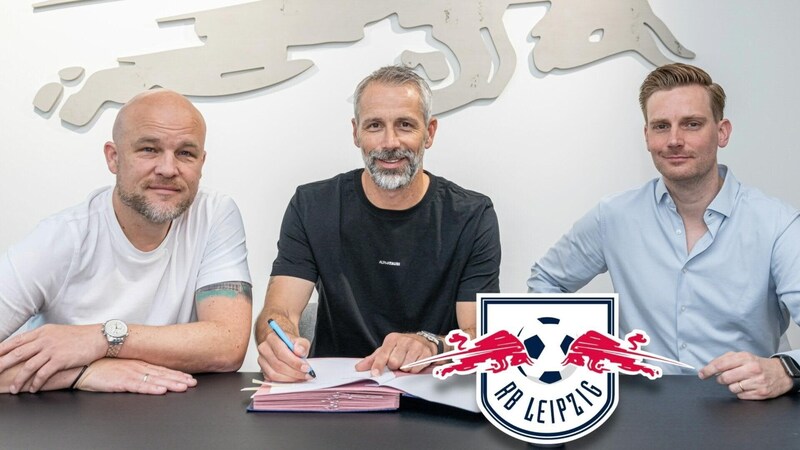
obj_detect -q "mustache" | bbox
[367,147,415,161]
[145,177,182,189]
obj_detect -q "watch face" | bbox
[417,331,439,343]
[104,319,128,338]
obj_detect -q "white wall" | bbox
[1,1,799,371]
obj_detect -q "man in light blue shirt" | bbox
[528,63,800,400]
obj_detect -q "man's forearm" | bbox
[1,363,80,394]
[456,327,476,341]
[115,287,252,373]
[255,307,300,344]
[455,301,477,344]
[255,275,315,344]
[117,320,249,373]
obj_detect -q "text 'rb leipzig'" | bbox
[404,294,692,445]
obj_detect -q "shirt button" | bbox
[681,343,687,349]
[676,229,683,235]
[680,306,687,312]
[682,268,688,274]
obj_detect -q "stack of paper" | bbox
[251,379,401,412]
[245,358,478,413]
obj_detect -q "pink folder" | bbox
[245,358,478,413]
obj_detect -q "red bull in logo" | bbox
[403,329,532,379]
[563,330,692,380]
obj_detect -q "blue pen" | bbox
[268,318,317,378]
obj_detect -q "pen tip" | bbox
[309,369,317,378]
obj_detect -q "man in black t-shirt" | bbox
[255,66,501,381]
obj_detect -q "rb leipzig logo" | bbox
[404,294,691,445]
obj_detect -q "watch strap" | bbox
[106,342,123,358]
[773,355,800,393]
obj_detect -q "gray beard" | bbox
[363,147,424,190]
[117,186,191,224]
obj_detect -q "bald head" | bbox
[104,89,208,229]
[112,89,206,146]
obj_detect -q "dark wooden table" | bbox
[1,372,796,449]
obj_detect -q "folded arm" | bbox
[0,280,252,393]
[0,358,196,395]
[0,362,80,394]
[117,280,253,372]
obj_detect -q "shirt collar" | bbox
[707,165,737,217]
[654,164,738,218]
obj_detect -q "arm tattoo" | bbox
[195,281,253,303]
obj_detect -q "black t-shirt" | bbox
[271,169,501,357]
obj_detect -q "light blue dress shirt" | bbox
[528,165,800,373]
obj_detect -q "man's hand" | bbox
[355,332,437,376]
[0,324,106,394]
[76,359,197,395]
[698,351,793,400]
[257,332,313,382]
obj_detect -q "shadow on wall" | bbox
[786,323,800,350]
[299,302,317,344]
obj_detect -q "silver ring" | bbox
[143,374,149,383]
[737,381,745,392]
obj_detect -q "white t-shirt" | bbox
[0,187,251,340]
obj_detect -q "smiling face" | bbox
[644,84,731,187]
[352,82,437,191]
[105,90,206,225]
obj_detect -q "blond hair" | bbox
[639,63,726,121]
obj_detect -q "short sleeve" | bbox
[196,196,252,289]
[456,201,501,302]
[0,219,75,340]
[270,191,319,283]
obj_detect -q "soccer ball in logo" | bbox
[518,317,576,384]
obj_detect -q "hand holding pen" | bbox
[267,319,317,379]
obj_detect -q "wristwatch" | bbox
[102,319,129,358]
[416,331,444,355]
[773,354,800,393]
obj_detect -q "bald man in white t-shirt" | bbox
[0,90,252,395]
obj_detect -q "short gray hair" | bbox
[353,65,433,124]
